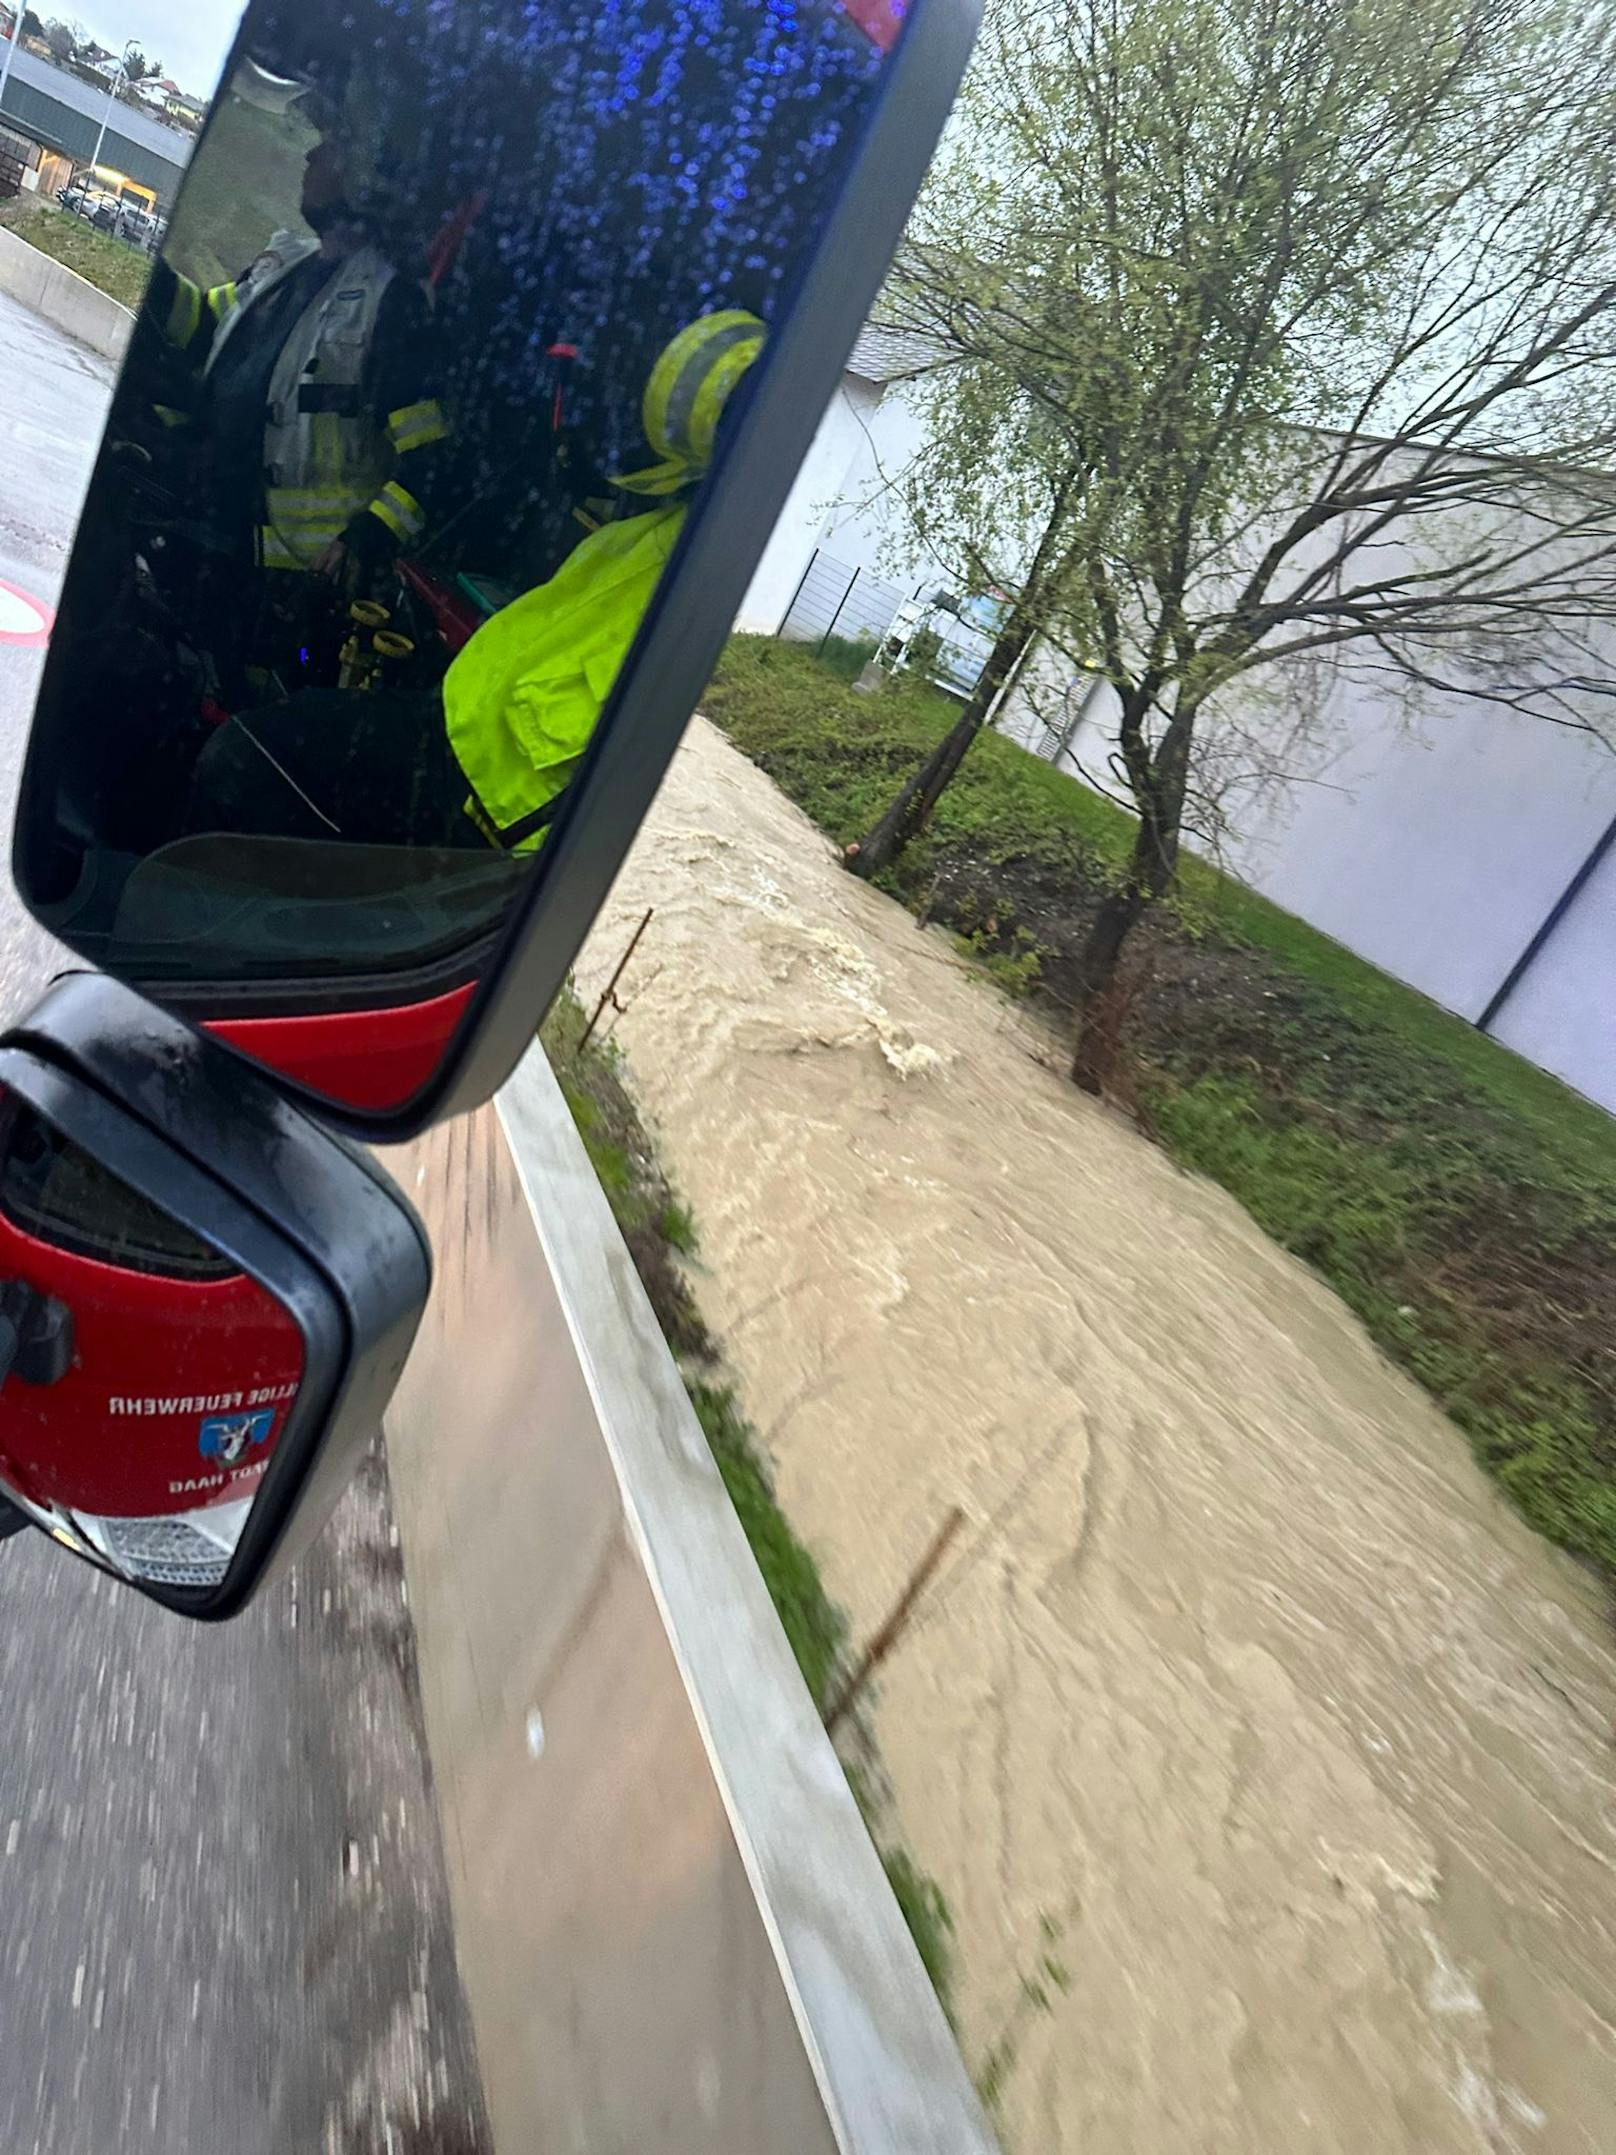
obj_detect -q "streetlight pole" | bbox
[89,38,138,174]
[0,8,24,132]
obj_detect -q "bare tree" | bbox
[849,0,1616,1092]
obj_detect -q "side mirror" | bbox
[0,975,429,1616]
[12,0,977,1140]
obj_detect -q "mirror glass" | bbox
[15,0,902,1112]
[0,1096,303,1594]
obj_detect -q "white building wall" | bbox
[1485,832,1616,1097]
[996,646,1616,1113]
[1221,673,1616,1028]
[734,375,885,633]
[815,381,940,577]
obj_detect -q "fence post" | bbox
[775,548,820,639]
[816,566,860,657]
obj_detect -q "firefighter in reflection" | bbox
[183,310,765,851]
[147,83,450,683]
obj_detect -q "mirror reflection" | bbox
[0,1097,301,1593]
[17,0,898,1107]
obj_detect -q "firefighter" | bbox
[182,309,766,852]
[146,81,450,672]
[445,308,766,850]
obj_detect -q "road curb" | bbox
[385,1047,998,2153]
[0,226,132,363]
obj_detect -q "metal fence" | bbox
[0,121,34,198]
[778,546,917,657]
[778,546,997,699]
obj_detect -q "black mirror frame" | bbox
[11,0,980,1144]
[0,975,431,1617]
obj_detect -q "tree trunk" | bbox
[1070,720,1192,1095]
[845,700,985,880]
[846,610,1036,881]
[1069,871,1154,1095]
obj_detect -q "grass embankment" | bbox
[0,98,310,317]
[540,987,957,2011]
[705,636,1616,1580]
[0,196,152,309]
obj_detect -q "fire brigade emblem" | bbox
[198,1409,276,1465]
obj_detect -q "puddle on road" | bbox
[575,716,1616,2154]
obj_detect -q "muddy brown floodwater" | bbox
[574,716,1616,2154]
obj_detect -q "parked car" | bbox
[58,181,164,250]
[114,202,164,251]
[59,180,121,231]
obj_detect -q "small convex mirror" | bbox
[11,0,944,1131]
[0,978,430,1618]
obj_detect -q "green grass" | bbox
[656,1196,700,1256]
[686,1380,848,1709]
[1181,862,1616,1170]
[813,632,880,683]
[880,1846,956,2009]
[540,986,956,2013]
[0,197,152,309]
[955,924,1046,998]
[0,96,311,330]
[705,634,1131,889]
[705,636,1616,1584]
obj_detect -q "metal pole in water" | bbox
[580,907,655,1051]
[825,1506,967,1733]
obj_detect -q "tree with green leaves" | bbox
[849,0,1616,1092]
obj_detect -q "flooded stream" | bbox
[574,717,1616,2153]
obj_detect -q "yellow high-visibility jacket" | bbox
[443,505,683,852]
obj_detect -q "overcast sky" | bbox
[67,0,239,100]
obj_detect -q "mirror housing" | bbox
[11,0,978,1140]
[0,975,430,1617]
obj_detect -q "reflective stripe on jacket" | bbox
[442,506,684,853]
[161,226,312,355]
[196,239,447,570]
[160,271,239,352]
[156,236,448,568]
[212,242,398,569]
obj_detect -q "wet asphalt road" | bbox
[0,290,491,2152]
